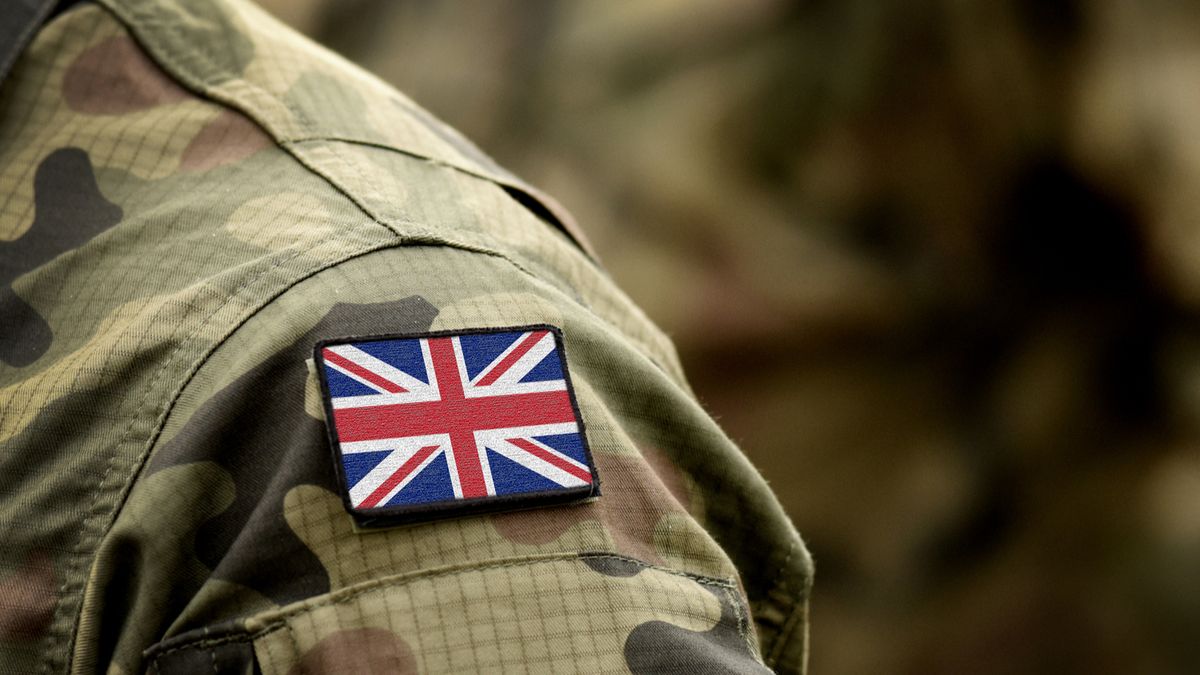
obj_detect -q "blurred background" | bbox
[256,1,1200,672]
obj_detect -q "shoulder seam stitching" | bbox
[94,0,597,262]
[96,0,403,240]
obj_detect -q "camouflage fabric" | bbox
[0,1,811,673]
[246,2,1200,672]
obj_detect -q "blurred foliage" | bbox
[258,0,1200,672]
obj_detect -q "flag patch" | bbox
[314,325,599,525]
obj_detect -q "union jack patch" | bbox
[314,325,599,526]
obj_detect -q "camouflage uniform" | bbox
[0,0,812,672]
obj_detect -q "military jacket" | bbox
[0,0,812,672]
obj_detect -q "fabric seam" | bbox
[762,540,798,665]
[148,552,739,665]
[722,585,762,664]
[767,594,809,670]
[42,238,324,675]
[95,0,597,263]
[283,135,546,195]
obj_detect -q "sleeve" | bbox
[92,242,811,674]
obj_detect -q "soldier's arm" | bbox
[107,239,811,673]
[0,0,811,671]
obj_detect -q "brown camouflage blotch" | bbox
[641,444,692,512]
[0,552,55,640]
[62,36,188,114]
[489,501,589,546]
[179,109,273,172]
[491,452,686,564]
[287,628,417,675]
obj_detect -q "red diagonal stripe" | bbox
[508,437,593,484]
[475,331,546,386]
[323,349,407,393]
[358,444,441,509]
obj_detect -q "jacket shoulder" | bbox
[98,0,591,256]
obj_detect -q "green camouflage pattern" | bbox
[249,1,1200,672]
[0,1,811,673]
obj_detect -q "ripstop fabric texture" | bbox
[0,0,812,672]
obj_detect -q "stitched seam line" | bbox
[56,237,433,669]
[288,135,600,265]
[205,626,216,675]
[95,0,397,241]
[149,552,737,665]
[284,621,301,675]
[762,540,809,667]
[41,241,318,675]
[766,589,809,669]
[284,135,550,201]
[763,541,797,659]
[723,585,762,665]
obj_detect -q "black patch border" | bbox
[314,324,600,528]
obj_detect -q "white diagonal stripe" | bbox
[326,344,431,393]
[349,445,444,508]
[513,435,590,473]
[324,359,391,395]
[469,331,532,385]
[346,433,447,503]
[484,437,589,488]
[485,332,556,387]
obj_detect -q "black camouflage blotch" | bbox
[147,297,438,608]
[624,584,771,675]
[0,147,122,366]
[147,638,259,675]
[0,358,147,496]
[581,554,644,578]
[0,295,52,367]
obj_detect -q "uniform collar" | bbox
[0,0,70,89]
